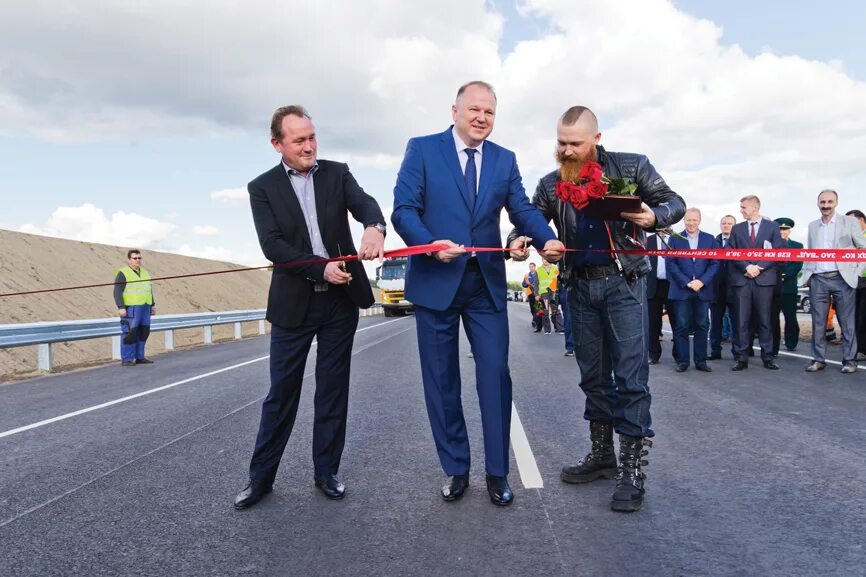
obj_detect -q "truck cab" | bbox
[375,257,413,317]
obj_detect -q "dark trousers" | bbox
[561,285,574,353]
[856,284,866,355]
[571,274,653,439]
[248,289,359,484]
[647,279,676,362]
[772,291,800,354]
[414,264,512,477]
[710,292,737,355]
[672,296,711,367]
[527,293,540,330]
[732,281,774,362]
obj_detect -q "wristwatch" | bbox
[366,223,387,236]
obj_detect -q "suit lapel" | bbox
[439,130,474,212]
[271,164,313,248]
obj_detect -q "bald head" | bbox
[559,106,599,133]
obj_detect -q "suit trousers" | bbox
[710,291,736,356]
[647,279,675,362]
[772,292,800,353]
[809,274,858,363]
[248,288,359,484]
[732,280,774,362]
[414,263,512,477]
[856,284,866,356]
[672,295,710,367]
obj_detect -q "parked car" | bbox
[796,287,811,313]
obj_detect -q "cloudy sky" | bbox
[2,0,864,280]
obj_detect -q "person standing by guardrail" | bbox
[114,249,155,367]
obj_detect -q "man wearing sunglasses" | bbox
[114,249,156,366]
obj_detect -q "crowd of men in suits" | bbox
[646,192,866,374]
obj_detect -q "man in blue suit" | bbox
[727,195,784,370]
[391,81,564,506]
[666,208,720,372]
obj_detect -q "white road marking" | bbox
[510,403,544,489]
[0,316,410,439]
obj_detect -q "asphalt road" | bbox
[1,304,864,577]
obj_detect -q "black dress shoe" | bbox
[441,474,469,501]
[314,474,346,500]
[763,360,780,370]
[121,361,136,367]
[707,353,722,360]
[731,361,748,371]
[695,364,712,372]
[233,482,272,510]
[135,358,154,364]
[648,358,660,365]
[486,475,513,507]
[675,364,688,372]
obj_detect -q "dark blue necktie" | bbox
[464,148,477,199]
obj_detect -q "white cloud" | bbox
[173,244,266,267]
[210,187,247,204]
[19,203,176,248]
[4,0,866,266]
[192,225,221,236]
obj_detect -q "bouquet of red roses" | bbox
[554,161,640,218]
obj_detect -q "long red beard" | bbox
[556,151,592,183]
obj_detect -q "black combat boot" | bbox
[610,434,652,512]
[561,421,617,483]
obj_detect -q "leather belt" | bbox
[574,264,621,280]
[313,282,329,292]
[816,271,840,279]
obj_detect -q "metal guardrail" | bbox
[0,305,385,372]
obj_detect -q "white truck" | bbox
[375,257,413,316]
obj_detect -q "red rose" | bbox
[571,185,589,209]
[578,161,603,182]
[585,180,608,199]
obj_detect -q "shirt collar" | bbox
[283,160,318,177]
[452,126,484,156]
[820,215,836,226]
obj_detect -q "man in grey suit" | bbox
[727,195,783,370]
[801,190,866,374]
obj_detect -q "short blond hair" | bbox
[740,195,761,207]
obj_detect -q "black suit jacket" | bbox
[646,234,661,299]
[727,219,783,287]
[248,160,385,328]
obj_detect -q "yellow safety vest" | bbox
[537,265,558,295]
[118,266,153,306]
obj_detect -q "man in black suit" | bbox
[727,195,783,370]
[709,215,736,359]
[646,231,677,364]
[234,105,387,510]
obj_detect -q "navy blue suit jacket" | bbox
[666,231,720,301]
[391,127,556,311]
[727,219,783,287]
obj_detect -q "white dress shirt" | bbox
[815,215,839,273]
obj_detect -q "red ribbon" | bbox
[1,245,864,298]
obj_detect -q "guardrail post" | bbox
[38,343,53,372]
[112,336,121,360]
[234,322,242,340]
[258,320,265,335]
[204,325,213,345]
[165,330,175,350]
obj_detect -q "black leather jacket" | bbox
[508,145,686,283]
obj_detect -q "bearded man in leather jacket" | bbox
[508,106,686,512]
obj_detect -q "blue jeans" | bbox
[673,295,711,367]
[560,285,574,353]
[570,274,653,438]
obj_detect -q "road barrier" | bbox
[0,305,384,372]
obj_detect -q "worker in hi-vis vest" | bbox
[114,249,155,366]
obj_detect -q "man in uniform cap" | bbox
[772,217,803,353]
